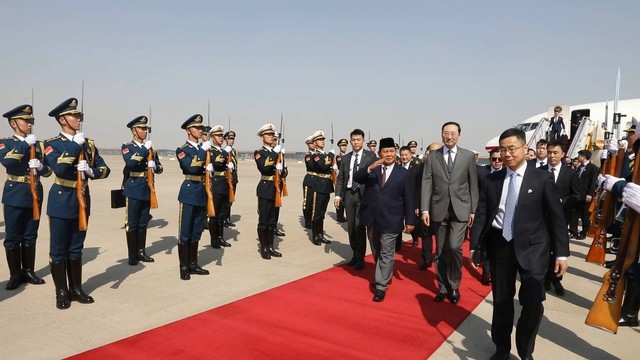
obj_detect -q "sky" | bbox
[2,0,640,153]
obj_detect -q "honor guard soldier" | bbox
[45,98,111,309]
[1,104,51,290]
[335,138,348,223]
[206,125,233,249]
[302,135,316,229]
[407,140,421,161]
[121,116,163,265]
[272,131,286,237]
[175,115,210,280]
[309,130,334,245]
[223,130,238,228]
[254,123,287,259]
[367,139,378,155]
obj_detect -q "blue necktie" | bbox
[502,172,518,241]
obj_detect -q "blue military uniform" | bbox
[223,130,238,228]
[308,130,334,245]
[45,97,111,309]
[1,104,52,290]
[335,138,348,223]
[175,114,209,280]
[122,115,163,265]
[255,123,288,259]
[206,125,232,249]
[302,136,316,229]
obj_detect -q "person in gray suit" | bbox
[421,121,479,304]
[334,129,376,270]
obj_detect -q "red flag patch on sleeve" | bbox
[314,156,320,161]
[305,156,310,161]
[45,146,53,155]
[0,143,5,150]
[255,153,261,160]
[177,152,185,159]
[122,148,130,154]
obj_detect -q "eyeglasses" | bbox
[442,132,459,137]
[491,157,501,161]
[498,144,525,155]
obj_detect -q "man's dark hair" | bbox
[489,148,501,157]
[350,128,365,138]
[546,140,564,150]
[499,128,526,143]
[536,139,548,147]
[399,146,411,153]
[578,150,592,160]
[441,121,461,134]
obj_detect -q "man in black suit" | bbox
[354,138,415,302]
[397,146,422,251]
[571,149,599,239]
[475,128,569,360]
[548,106,565,140]
[542,140,584,296]
[334,129,376,270]
[470,148,503,285]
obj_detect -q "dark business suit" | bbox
[334,149,376,266]
[476,163,569,359]
[571,161,599,236]
[355,164,415,291]
[421,146,479,294]
[549,116,564,140]
[470,164,493,280]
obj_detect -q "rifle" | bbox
[147,107,158,209]
[330,123,337,185]
[29,145,40,220]
[226,150,235,203]
[77,81,88,231]
[587,162,608,237]
[585,147,640,333]
[585,148,623,264]
[204,100,215,216]
[280,120,288,197]
[274,114,287,207]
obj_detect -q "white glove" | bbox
[604,174,624,192]
[77,160,94,177]
[73,133,86,146]
[619,139,628,150]
[148,160,156,169]
[332,163,338,170]
[205,163,214,173]
[275,163,283,171]
[143,140,153,149]
[200,141,211,151]
[597,174,605,187]
[418,154,424,160]
[227,162,234,171]
[622,183,640,214]
[329,149,335,154]
[273,145,281,153]
[25,134,37,146]
[280,148,286,155]
[28,158,44,171]
[224,145,232,153]
[607,139,619,154]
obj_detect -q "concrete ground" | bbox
[0,155,636,359]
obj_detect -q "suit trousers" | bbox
[344,189,366,263]
[432,206,467,292]
[489,229,547,358]
[366,224,398,292]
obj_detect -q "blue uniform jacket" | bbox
[122,141,163,201]
[44,134,111,219]
[310,150,334,194]
[0,136,52,208]
[209,146,230,195]
[176,142,206,206]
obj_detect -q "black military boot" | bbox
[317,220,331,244]
[218,220,231,247]
[50,260,70,309]
[5,246,23,290]
[303,208,312,229]
[67,258,94,304]
[188,242,210,275]
[266,228,282,257]
[209,219,222,249]
[178,243,190,280]
[311,220,321,246]
[136,229,154,262]
[259,228,271,260]
[21,244,45,285]
[619,279,639,327]
[126,231,138,265]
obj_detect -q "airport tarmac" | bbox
[0,155,636,359]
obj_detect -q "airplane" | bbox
[485,98,640,160]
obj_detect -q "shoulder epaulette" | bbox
[44,134,63,142]
[179,143,189,149]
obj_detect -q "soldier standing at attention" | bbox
[206,125,233,249]
[1,104,51,290]
[367,139,378,154]
[121,116,163,265]
[335,138,348,223]
[175,114,210,280]
[255,123,287,259]
[45,98,111,309]
[302,135,316,229]
[223,130,238,228]
[309,130,334,245]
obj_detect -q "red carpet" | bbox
[69,240,491,359]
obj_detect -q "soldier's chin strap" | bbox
[11,120,30,138]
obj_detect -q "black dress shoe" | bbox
[354,261,364,270]
[372,289,386,302]
[336,217,347,223]
[489,352,510,360]
[418,261,428,271]
[605,260,614,269]
[434,292,447,302]
[481,272,491,285]
[552,281,565,296]
[448,290,460,304]
[224,219,236,227]
[576,233,586,240]
[618,316,639,327]
[346,258,357,266]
